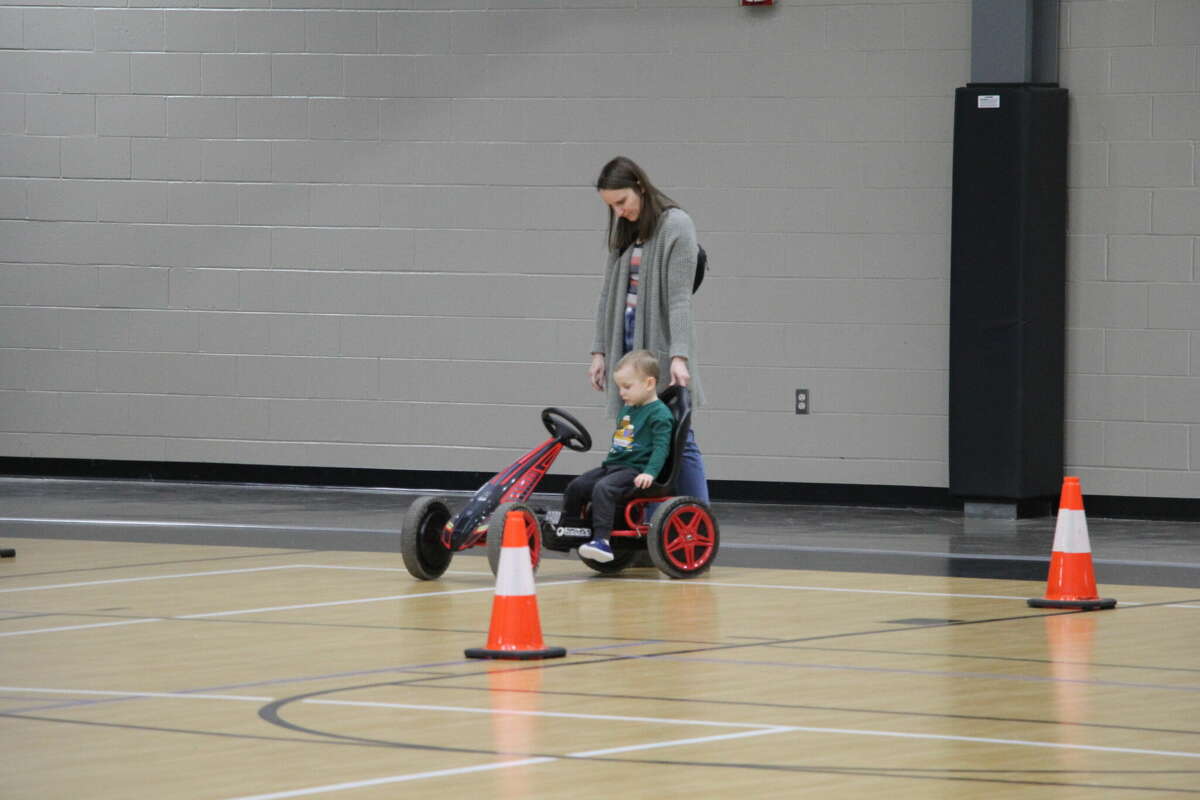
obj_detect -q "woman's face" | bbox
[599,188,642,223]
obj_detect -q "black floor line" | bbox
[0,710,392,750]
[255,604,1199,757]
[255,680,1200,796]
[766,642,1200,676]
[415,682,1200,739]
[10,604,1197,794]
[9,707,1196,794]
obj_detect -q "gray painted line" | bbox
[0,516,397,535]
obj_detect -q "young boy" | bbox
[564,349,674,563]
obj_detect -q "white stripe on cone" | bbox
[496,544,536,597]
[1050,508,1092,554]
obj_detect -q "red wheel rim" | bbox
[662,506,715,572]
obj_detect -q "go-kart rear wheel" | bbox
[647,497,719,579]
[579,548,637,575]
[486,502,541,576]
[401,496,453,580]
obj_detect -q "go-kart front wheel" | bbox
[647,497,719,579]
[486,502,542,576]
[401,496,453,580]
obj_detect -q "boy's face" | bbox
[613,364,657,407]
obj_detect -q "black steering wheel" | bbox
[541,407,591,452]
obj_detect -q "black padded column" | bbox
[949,85,1067,509]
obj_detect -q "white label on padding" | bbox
[978,95,1000,109]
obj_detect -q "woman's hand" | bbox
[669,356,690,387]
[588,353,606,392]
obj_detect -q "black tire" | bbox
[647,497,719,579]
[401,496,453,580]
[486,502,541,576]
[579,548,637,575]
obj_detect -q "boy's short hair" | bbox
[614,349,659,381]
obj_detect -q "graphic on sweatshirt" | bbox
[611,416,635,451]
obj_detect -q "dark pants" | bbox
[563,464,638,543]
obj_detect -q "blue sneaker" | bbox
[579,538,614,563]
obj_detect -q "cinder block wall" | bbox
[1061,0,1200,498]
[0,0,1196,499]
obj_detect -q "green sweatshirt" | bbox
[602,399,674,478]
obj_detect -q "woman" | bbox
[588,156,709,502]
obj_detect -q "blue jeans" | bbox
[641,431,709,531]
[676,428,710,503]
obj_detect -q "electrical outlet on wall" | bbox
[795,389,810,415]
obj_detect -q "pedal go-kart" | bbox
[400,386,719,580]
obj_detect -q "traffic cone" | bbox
[465,510,566,660]
[1027,477,1116,610]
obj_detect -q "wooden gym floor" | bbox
[2,480,1200,798]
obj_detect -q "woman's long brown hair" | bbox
[595,156,678,253]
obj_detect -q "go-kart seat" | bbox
[632,385,692,500]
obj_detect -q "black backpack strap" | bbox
[693,245,707,293]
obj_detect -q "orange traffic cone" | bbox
[465,510,566,660]
[1027,477,1116,610]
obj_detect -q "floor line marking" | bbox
[0,618,164,637]
[221,758,557,800]
[620,578,1034,600]
[768,725,1200,760]
[656,655,1200,693]
[0,565,308,593]
[615,578,1188,607]
[720,542,1200,569]
[568,726,790,757]
[291,565,408,572]
[0,516,397,535]
[303,698,779,729]
[0,580,585,636]
[0,563,492,594]
[0,686,273,702]
[219,721,1200,800]
[177,580,586,619]
[293,565,494,577]
[214,726,781,798]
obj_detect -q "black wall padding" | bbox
[949,86,1068,500]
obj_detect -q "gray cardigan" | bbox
[591,207,705,419]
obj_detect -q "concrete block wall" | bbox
[0,0,1195,499]
[1061,0,1200,498]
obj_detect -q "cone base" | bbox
[464,646,566,660]
[1027,597,1116,610]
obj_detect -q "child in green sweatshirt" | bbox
[564,349,674,563]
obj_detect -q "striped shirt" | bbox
[623,244,642,351]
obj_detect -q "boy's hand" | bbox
[634,473,654,489]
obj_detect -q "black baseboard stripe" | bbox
[2,456,1198,521]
